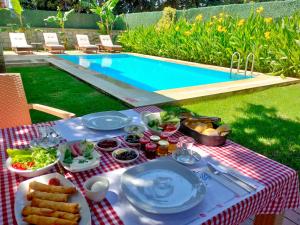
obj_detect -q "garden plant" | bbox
[119,6,300,77]
[44,7,74,48]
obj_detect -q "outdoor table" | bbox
[0,106,299,225]
[30,42,43,52]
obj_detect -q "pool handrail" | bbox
[230,52,241,77]
[244,53,255,76]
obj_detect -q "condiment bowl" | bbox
[83,176,109,202]
[112,148,139,164]
[95,138,121,152]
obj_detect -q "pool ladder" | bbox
[230,52,255,77]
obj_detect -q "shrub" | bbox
[119,7,300,77]
[156,7,176,31]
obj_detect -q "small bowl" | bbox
[95,138,121,152]
[124,124,146,135]
[112,148,139,164]
[83,176,109,202]
[124,134,141,147]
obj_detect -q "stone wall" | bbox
[0,27,120,50]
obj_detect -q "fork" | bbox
[207,163,253,193]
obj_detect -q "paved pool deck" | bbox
[4,51,300,107]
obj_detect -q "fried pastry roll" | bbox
[29,181,77,194]
[31,198,79,214]
[22,206,80,222]
[27,191,68,202]
[23,215,77,225]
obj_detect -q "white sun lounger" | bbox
[9,33,33,54]
[99,35,122,52]
[43,33,65,53]
[75,34,98,53]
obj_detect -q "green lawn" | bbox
[8,66,128,123]
[8,66,300,173]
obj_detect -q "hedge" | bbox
[0,0,299,30]
[117,0,300,29]
[0,9,99,29]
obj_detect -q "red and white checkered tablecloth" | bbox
[0,106,299,225]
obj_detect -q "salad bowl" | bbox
[6,148,60,178]
[141,111,180,136]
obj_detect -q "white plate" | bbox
[121,158,206,214]
[58,142,101,173]
[82,111,131,131]
[14,173,91,225]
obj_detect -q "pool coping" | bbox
[4,52,300,107]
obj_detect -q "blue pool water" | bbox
[59,54,251,92]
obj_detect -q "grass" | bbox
[7,66,128,123]
[162,85,300,174]
[8,66,300,173]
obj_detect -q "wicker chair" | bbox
[0,73,75,129]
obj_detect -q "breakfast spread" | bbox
[7,110,233,225]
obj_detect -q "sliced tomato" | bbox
[12,162,26,170]
[48,178,61,186]
[163,124,177,132]
[12,161,34,170]
[26,162,35,168]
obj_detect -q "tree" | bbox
[44,7,74,48]
[80,0,119,34]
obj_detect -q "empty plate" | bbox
[82,111,131,131]
[121,158,206,214]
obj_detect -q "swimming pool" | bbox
[59,54,252,92]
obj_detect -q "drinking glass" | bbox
[177,136,195,162]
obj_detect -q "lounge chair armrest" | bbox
[29,104,75,119]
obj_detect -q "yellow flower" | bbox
[184,31,192,36]
[208,21,214,26]
[237,19,245,27]
[264,17,273,24]
[195,14,203,22]
[264,31,271,40]
[218,17,224,23]
[256,6,264,14]
[175,26,179,31]
[212,15,217,20]
[219,12,225,18]
[217,25,227,33]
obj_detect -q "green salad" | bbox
[147,111,180,132]
[7,147,57,170]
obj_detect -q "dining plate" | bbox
[15,173,91,225]
[82,111,131,131]
[58,141,101,173]
[121,158,206,214]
